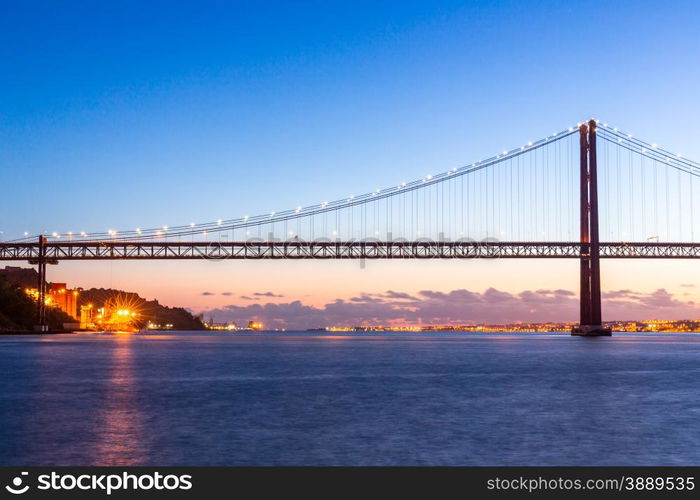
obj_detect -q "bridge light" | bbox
[502,150,508,155]
[652,143,658,148]
[135,228,141,234]
[163,225,168,231]
[527,141,533,147]
[270,211,276,217]
[603,123,608,127]
[243,215,249,221]
[24,232,29,237]
[677,153,682,158]
[426,174,432,180]
[217,219,222,225]
[295,206,302,213]
[81,231,87,237]
[190,222,196,227]
[568,127,573,132]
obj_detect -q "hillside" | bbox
[0,274,74,331]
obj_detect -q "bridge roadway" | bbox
[1,240,700,261]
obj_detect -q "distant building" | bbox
[248,320,263,331]
[80,304,94,329]
[46,283,79,320]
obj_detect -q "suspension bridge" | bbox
[3,119,700,335]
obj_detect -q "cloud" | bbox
[382,290,417,300]
[201,292,215,296]
[253,291,284,298]
[680,283,696,288]
[199,286,700,330]
[221,292,233,296]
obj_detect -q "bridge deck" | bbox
[1,241,700,260]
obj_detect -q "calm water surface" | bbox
[1,331,699,465]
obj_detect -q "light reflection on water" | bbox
[0,332,699,465]
[92,334,148,465]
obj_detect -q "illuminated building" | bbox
[48,283,78,319]
[248,321,264,331]
[93,294,143,331]
[23,282,79,320]
[80,304,94,329]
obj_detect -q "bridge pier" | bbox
[573,120,611,337]
[29,235,49,332]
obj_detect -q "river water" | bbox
[0,332,698,465]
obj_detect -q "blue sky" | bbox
[2,1,700,324]
[3,0,700,237]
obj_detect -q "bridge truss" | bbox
[3,240,700,260]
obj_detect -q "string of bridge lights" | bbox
[13,119,699,242]
[595,122,700,175]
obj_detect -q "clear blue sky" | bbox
[2,0,699,238]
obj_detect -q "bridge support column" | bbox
[34,235,48,332]
[572,120,611,336]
